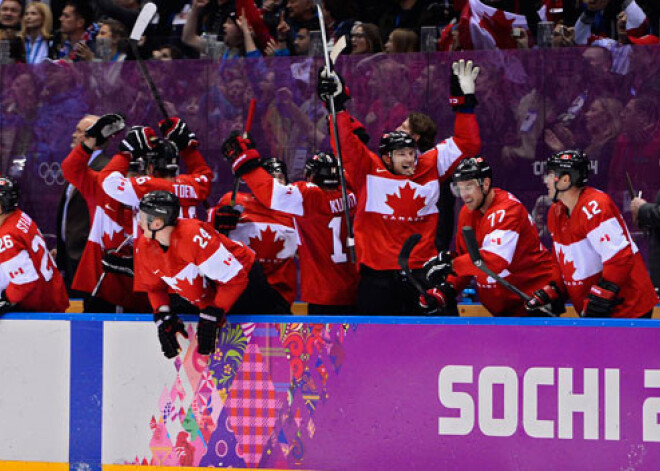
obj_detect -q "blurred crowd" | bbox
[0,0,659,64]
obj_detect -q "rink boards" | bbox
[2,313,660,470]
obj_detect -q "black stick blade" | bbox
[398,233,422,272]
[462,226,482,265]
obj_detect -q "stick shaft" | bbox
[91,235,134,298]
[315,3,356,262]
[130,41,169,121]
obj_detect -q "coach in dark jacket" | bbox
[632,189,660,290]
[56,115,110,295]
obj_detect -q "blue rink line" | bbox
[3,311,660,328]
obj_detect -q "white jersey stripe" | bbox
[1,250,39,285]
[435,137,462,178]
[481,229,519,265]
[585,217,630,263]
[102,171,141,209]
[199,244,244,283]
[271,181,304,216]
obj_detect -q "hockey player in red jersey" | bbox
[222,133,359,314]
[61,113,151,313]
[542,150,658,318]
[0,177,69,314]
[102,117,213,219]
[317,59,481,315]
[135,191,290,359]
[209,157,298,313]
[420,157,565,317]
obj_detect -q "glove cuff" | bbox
[452,94,478,112]
[200,306,224,323]
[233,150,261,177]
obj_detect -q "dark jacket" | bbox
[637,189,660,289]
[56,151,110,290]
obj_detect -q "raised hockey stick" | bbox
[625,171,637,200]
[129,2,168,121]
[461,226,556,316]
[91,235,134,298]
[230,98,257,207]
[314,0,355,263]
[398,233,428,296]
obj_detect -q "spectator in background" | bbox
[631,190,660,292]
[182,0,235,54]
[262,0,284,38]
[293,25,312,55]
[545,96,623,188]
[350,22,382,54]
[54,0,98,62]
[20,2,53,64]
[551,22,576,47]
[0,0,25,63]
[152,44,184,61]
[93,18,128,62]
[609,95,660,213]
[378,0,433,42]
[322,0,358,48]
[384,28,419,53]
[286,0,316,31]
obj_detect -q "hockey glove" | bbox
[317,67,350,111]
[197,306,225,355]
[84,113,125,146]
[119,126,158,160]
[213,205,241,235]
[0,291,14,316]
[221,131,260,177]
[158,117,198,152]
[154,312,188,359]
[101,249,134,277]
[424,251,456,286]
[449,59,480,112]
[525,282,562,312]
[419,282,456,316]
[583,279,621,318]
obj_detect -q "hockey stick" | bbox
[129,2,168,121]
[398,233,428,296]
[230,98,257,207]
[91,235,134,298]
[461,226,556,316]
[625,171,639,199]
[314,0,355,263]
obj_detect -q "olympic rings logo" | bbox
[38,162,65,186]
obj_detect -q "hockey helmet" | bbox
[261,158,288,184]
[546,150,590,187]
[452,156,492,183]
[145,139,179,176]
[378,131,416,155]
[139,190,180,227]
[0,177,19,214]
[305,152,340,187]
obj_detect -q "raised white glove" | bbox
[452,59,480,95]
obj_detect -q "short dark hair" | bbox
[65,0,95,28]
[407,112,437,152]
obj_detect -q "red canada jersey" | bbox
[547,187,658,317]
[209,191,298,305]
[101,148,213,218]
[334,111,481,270]
[0,210,68,312]
[241,166,359,306]
[450,189,562,316]
[134,219,256,313]
[61,145,150,312]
